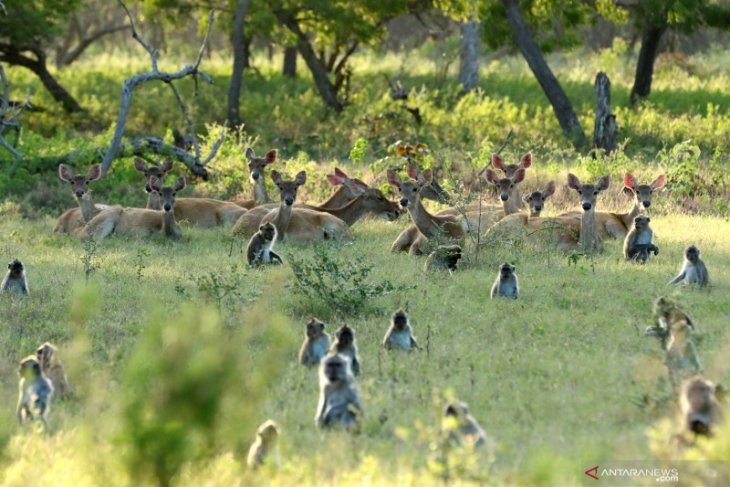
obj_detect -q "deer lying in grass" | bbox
[231,148,278,209]
[232,171,351,242]
[134,158,173,209]
[82,177,186,240]
[54,164,108,235]
[391,153,532,254]
[486,181,557,231]
[559,173,665,239]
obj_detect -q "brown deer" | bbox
[559,173,665,239]
[82,177,186,240]
[231,148,278,208]
[232,171,351,242]
[486,181,558,233]
[565,173,610,252]
[523,181,556,217]
[54,164,108,235]
[134,158,173,209]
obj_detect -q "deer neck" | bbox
[317,186,351,210]
[78,194,96,222]
[146,192,161,210]
[254,178,269,204]
[502,187,523,215]
[580,207,600,251]
[163,209,181,238]
[317,197,365,226]
[620,199,642,229]
[529,209,541,218]
[275,201,294,237]
[407,198,443,238]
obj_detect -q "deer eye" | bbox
[576,190,582,194]
[412,188,417,193]
[510,184,514,188]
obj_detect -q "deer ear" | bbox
[270,170,281,184]
[406,164,419,180]
[87,164,102,182]
[520,153,532,169]
[512,168,526,184]
[386,169,401,189]
[149,176,161,192]
[245,148,255,160]
[491,154,504,170]
[596,174,610,191]
[651,175,666,190]
[174,177,186,192]
[567,173,580,190]
[265,149,277,164]
[326,174,343,186]
[484,169,497,184]
[544,181,556,197]
[334,167,348,179]
[295,171,307,185]
[420,168,433,184]
[623,172,637,190]
[342,177,366,196]
[162,158,174,172]
[58,164,73,182]
[134,158,148,172]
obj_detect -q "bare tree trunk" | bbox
[227,0,251,126]
[458,18,480,94]
[593,71,616,153]
[276,10,343,113]
[283,46,297,77]
[502,0,586,148]
[0,48,82,113]
[630,23,666,105]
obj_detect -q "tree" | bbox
[458,16,481,93]
[228,0,252,126]
[0,0,84,113]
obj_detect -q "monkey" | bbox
[383,309,419,351]
[315,353,362,432]
[246,419,280,469]
[36,342,70,399]
[646,296,694,349]
[246,222,283,266]
[424,244,462,274]
[623,215,659,263]
[669,245,709,287]
[298,318,331,366]
[16,355,53,430]
[666,320,702,386]
[329,324,361,375]
[490,263,519,299]
[442,401,487,448]
[679,376,725,437]
[1,259,29,295]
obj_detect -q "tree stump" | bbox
[593,71,616,154]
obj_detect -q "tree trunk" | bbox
[502,0,586,148]
[630,23,667,105]
[458,18,480,93]
[0,48,82,113]
[227,0,251,126]
[283,46,297,77]
[593,71,616,153]
[276,10,343,113]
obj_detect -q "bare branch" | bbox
[478,128,514,176]
[0,0,6,16]
[116,0,159,72]
[60,24,131,66]
[202,127,226,165]
[0,62,29,164]
[166,81,201,161]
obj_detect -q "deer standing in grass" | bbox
[231,148,278,209]
[559,173,665,239]
[82,177,186,240]
[54,164,108,235]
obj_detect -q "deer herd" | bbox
[2,146,722,471]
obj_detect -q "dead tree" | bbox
[0,61,30,173]
[458,17,480,94]
[593,71,616,154]
[101,0,224,179]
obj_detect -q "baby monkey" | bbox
[246,420,280,469]
[247,222,283,266]
[646,296,694,349]
[443,401,487,448]
[624,215,659,263]
[16,355,53,430]
[329,324,361,375]
[679,376,725,437]
[383,309,419,351]
[424,244,462,274]
[666,320,702,386]
[490,263,519,299]
[669,245,708,287]
[298,318,331,366]
[1,259,29,295]
[315,353,362,432]
[36,342,70,399]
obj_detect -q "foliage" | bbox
[0,0,80,47]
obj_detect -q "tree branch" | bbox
[59,24,131,66]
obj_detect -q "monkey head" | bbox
[392,309,408,329]
[7,259,24,278]
[681,376,723,435]
[499,263,515,279]
[440,245,462,270]
[18,355,42,379]
[36,342,57,370]
[633,215,650,231]
[259,222,278,242]
[322,354,349,383]
[335,325,355,346]
[445,401,470,420]
[685,245,700,263]
[306,318,326,339]
[256,420,280,443]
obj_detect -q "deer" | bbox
[232,171,351,243]
[231,148,278,209]
[558,173,665,239]
[82,177,186,240]
[134,158,173,209]
[564,173,610,252]
[54,164,108,235]
[391,153,532,254]
[486,181,558,233]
